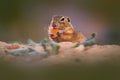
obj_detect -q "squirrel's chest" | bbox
[60,33,74,41]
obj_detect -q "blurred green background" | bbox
[0,0,120,44]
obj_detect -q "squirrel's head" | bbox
[50,15,71,29]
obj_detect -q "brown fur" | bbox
[48,15,86,43]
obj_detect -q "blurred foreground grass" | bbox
[0,58,120,80]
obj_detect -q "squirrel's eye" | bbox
[60,18,64,21]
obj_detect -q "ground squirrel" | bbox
[48,15,86,43]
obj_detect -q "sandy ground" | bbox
[1,41,120,80]
[0,41,120,67]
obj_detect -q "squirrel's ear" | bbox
[67,17,71,22]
